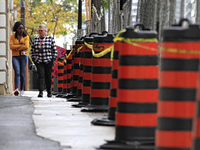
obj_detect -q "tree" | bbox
[14,0,82,39]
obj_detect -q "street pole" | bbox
[78,0,82,29]
[77,0,82,38]
[20,0,29,91]
[20,0,25,25]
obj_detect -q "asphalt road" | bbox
[0,95,62,150]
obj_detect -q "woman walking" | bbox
[10,21,29,96]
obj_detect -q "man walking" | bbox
[31,24,57,97]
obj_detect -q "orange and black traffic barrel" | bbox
[91,32,123,125]
[156,19,200,150]
[81,33,114,112]
[70,39,82,96]
[192,71,200,150]
[72,35,94,107]
[68,38,85,102]
[61,47,74,98]
[99,24,158,150]
[56,57,65,97]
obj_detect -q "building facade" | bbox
[0,0,14,95]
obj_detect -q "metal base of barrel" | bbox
[81,104,109,112]
[61,93,76,98]
[67,96,82,102]
[97,140,154,150]
[91,118,115,126]
[56,93,65,97]
[52,91,58,95]
[71,101,89,108]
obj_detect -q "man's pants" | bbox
[35,61,53,92]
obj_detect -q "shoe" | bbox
[47,92,52,98]
[14,89,19,96]
[20,90,24,96]
[38,91,43,97]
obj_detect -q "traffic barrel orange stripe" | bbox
[159,71,198,88]
[156,131,192,148]
[158,101,195,118]
[156,19,200,150]
[118,66,158,79]
[118,89,158,103]
[116,113,157,126]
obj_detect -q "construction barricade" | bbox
[69,39,82,97]
[61,48,73,98]
[68,38,84,101]
[91,31,124,126]
[56,57,65,97]
[72,34,94,107]
[62,46,74,98]
[81,33,114,112]
[99,24,158,149]
[156,19,200,150]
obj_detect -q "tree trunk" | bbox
[136,0,141,22]
[152,0,158,30]
[159,0,169,41]
[169,0,176,26]
[196,0,200,24]
[180,0,185,18]
[108,0,111,33]
[92,0,101,16]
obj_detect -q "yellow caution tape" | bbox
[131,42,158,51]
[115,38,158,43]
[84,42,93,49]
[84,41,114,59]
[58,61,64,65]
[161,47,200,54]
[77,46,83,53]
[113,29,126,42]
[92,45,114,58]
[66,48,74,59]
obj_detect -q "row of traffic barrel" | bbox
[51,18,200,150]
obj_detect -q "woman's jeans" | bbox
[12,55,27,90]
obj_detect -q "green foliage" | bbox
[101,0,110,10]
[14,0,79,38]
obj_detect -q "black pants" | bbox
[36,61,53,92]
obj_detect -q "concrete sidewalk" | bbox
[0,95,62,150]
[23,91,115,150]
